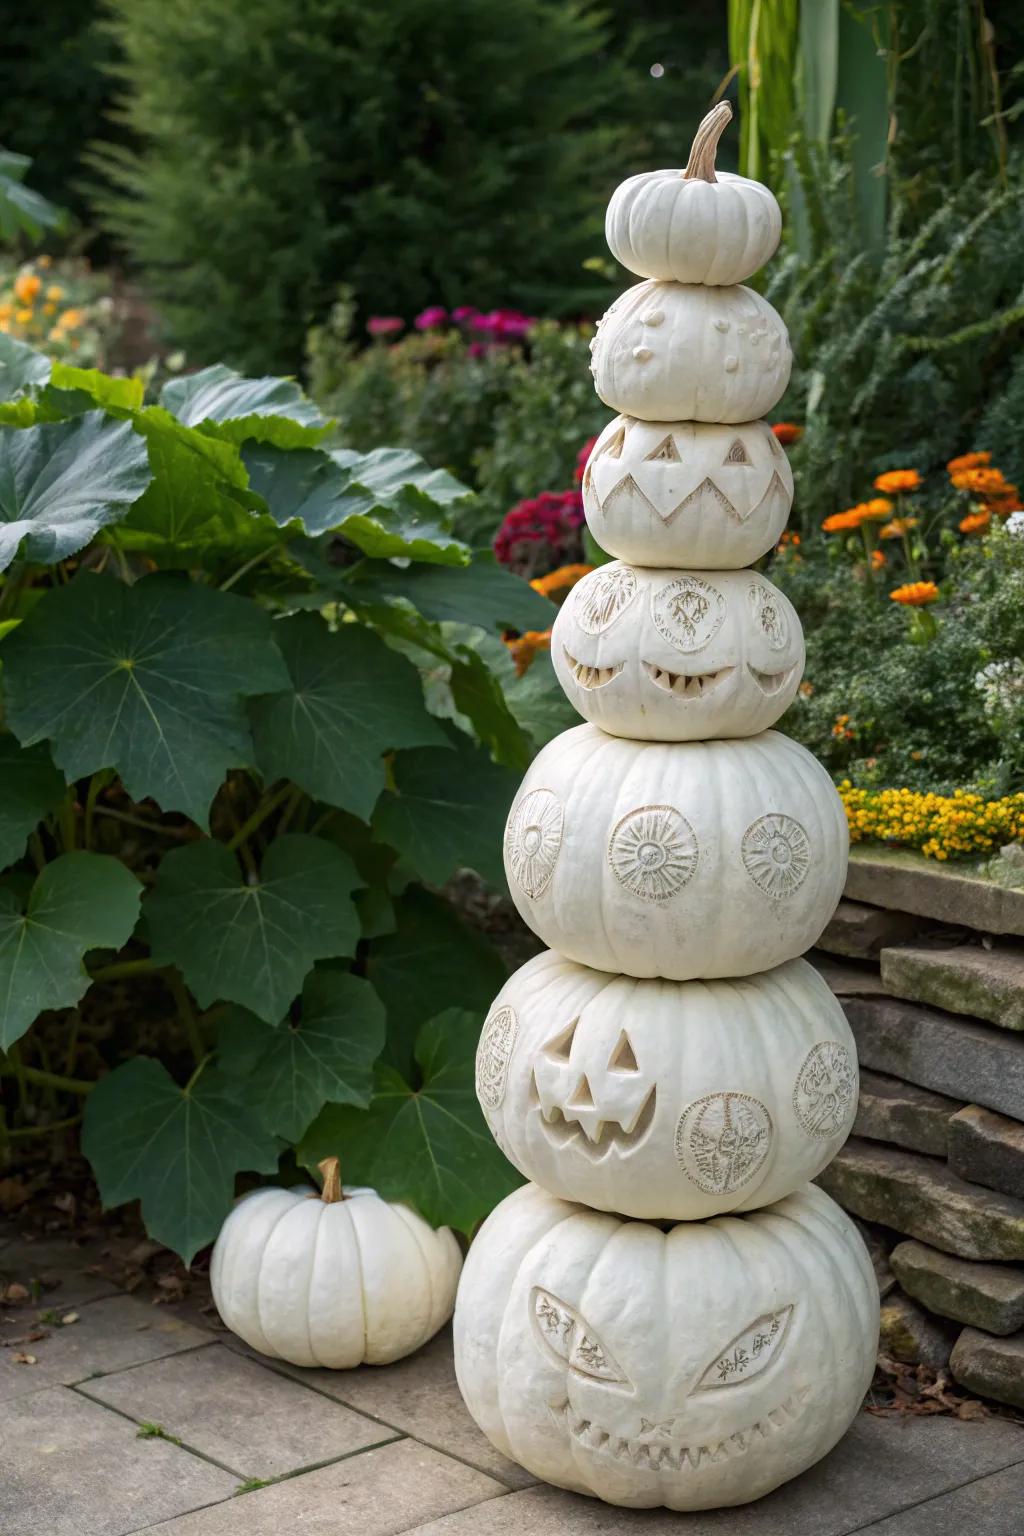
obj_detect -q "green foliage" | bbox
[0,151,66,245]
[0,344,551,1257]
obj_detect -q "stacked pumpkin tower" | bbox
[454,105,879,1511]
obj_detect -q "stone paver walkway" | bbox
[3,1229,1024,1536]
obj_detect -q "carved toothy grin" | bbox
[598,468,790,528]
[747,664,797,696]
[642,662,735,699]
[530,1078,657,1159]
[549,1386,811,1472]
[563,650,625,690]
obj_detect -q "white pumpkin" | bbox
[582,415,792,569]
[454,1181,878,1510]
[210,1159,462,1367]
[605,103,782,286]
[502,723,848,980]
[551,562,803,741]
[476,951,857,1221]
[590,280,792,424]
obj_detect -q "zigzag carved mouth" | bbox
[643,661,735,699]
[747,664,797,696]
[530,1078,656,1159]
[549,1387,811,1471]
[600,469,789,527]
[563,649,624,690]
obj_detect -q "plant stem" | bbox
[92,805,194,839]
[168,971,205,1066]
[6,1114,82,1139]
[184,1053,211,1095]
[275,785,306,837]
[0,1061,94,1095]
[683,101,732,183]
[83,772,113,850]
[28,831,46,874]
[88,956,157,984]
[220,546,276,593]
[59,789,77,853]
[226,782,293,854]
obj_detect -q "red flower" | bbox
[575,436,598,484]
[414,306,448,331]
[451,305,479,324]
[493,489,584,575]
[771,422,803,446]
[367,315,403,337]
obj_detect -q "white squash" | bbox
[476,951,857,1220]
[210,1158,462,1367]
[454,1181,878,1510]
[502,723,848,980]
[590,280,792,424]
[582,415,792,569]
[551,562,803,740]
[605,103,782,286]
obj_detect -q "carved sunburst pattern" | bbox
[675,1091,773,1195]
[651,575,726,653]
[573,565,638,635]
[741,814,811,897]
[505,789,564,898]
[608,805,698,901]
[476,1005,518,1111]
[792,1041,856,1139]
[748,580,790,651]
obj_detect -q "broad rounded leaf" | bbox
[2,573,290,826]
[0,334,50,405]
[0,412,152,571]
[0,852,142,1048]
[147,835,362,1023]
[0,737,66,870]
[342,554,556,634]
[217,968,385,1141]
[249,612,447,821]
[82,1057,280,1264]
[298,1009,521,1232]
[160,364,325,448]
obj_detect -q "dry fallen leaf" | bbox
[12,1352,37,1365]
[2,1283,30,1304]
[0,1178,31,1212]
[61,1312,79,1326]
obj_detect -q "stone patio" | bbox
[3,1230,1024,1535]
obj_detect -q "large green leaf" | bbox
[0,151,65,242]
[0,737,66,870]
[147,835,362,1023]
[216,968,384,1141]
[502,649,578,749]
[0,412,152,571]
[160,364,326,448]
[450,646,533,772]
[2,573,290,826]
[0,852,142,1049]
[0,335,50,405]
[373,733,517,890]
[82,1057,280,1264]
[342,553,556,634]
[249,612,446,821]
[298,1009,521,1233]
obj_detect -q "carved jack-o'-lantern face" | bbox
[551,562,803,741]
[454,1182,879,1510]
[476,950,857,1220]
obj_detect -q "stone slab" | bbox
[845,847,1024,939]
[0,1292,213,1401]
[812,956,893,1000]
[879,1290,957,1369]
[862,1464,1024,1534]
[0,1384,236,1536]
[816,1139,1024,1261]
[857,1219,896,1298]
[818,900,925,960]
[890,1240,1024,1336]
[881,942,1024,1033]
[0,1233,125,1307]
[854,1069,962,1156]
[131,1437,504,1535]
[225,1323,535,1490]
[842,995,1024,1122]
[401,1413,1024,1536]
[951,1327,1024,1412]
[81,1341,390,1479]
[949,1105,1024,1200]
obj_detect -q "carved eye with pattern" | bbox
[530,1287,631,1386]
[694,1305,793,1391]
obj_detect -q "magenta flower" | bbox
[367,316,404,337]
[493,489,585,575]
[452,305,479,324]
[414,305,448,331]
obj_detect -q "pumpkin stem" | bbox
[318,1156,346,1203]
[682,101,733,183]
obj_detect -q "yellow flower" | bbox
[529,563,593,599]
[0,303,12,323]
[874,469,922,494]
[879,517,917,539]
[45,284,64,303]
[13,272,41,305]
[889,581,938,607]
[14,308,33,325]
[42,301,57,317]
[58,307,86,331]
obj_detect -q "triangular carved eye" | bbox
[608,1031,639,1072]
[694,1305,793,1391]
[543,1018,578,1061]
[724,438,751,465]
[646,434,681,463]
[531,1287,630,1385]
[602,424,626,460]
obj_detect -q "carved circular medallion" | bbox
[505,789,564,898]
[748,580,790,651]
[675,1091,773,1195]
[573,565,638,635]
[650,575,726,653]
[476,1006,518,1112]
[608,805,698,901]
[741,813,811,897]
[793,1041,856,1139]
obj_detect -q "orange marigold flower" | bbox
[859,497,895,521]
[777,529,801,547]
[822,507,866,532]
[529,563,593,599]
[959,510,992,534]
[879,517,918,539]
[13,272,41,305]
[771,422,803,446]
[874,469,922,494]
[947,450,991,474]
[870,549,886,569]
[950,467,1008,496]
[59,307,86,331]
[505,628,551,675]
[890,581,939,607]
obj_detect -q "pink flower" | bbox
[494,310,535,338]
[414,305,448,331]
[367,316,404,337]
[466,341,488,359]
[493,489,585,575]
[471,310,501,334]
[452,305,479,324]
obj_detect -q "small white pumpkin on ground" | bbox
[551,562,803,740]
[476,951,857,1220]
[605,102,782,286]
[582,415,792,569]
[590,280,792,424]
[454,1181,878,1510]
[211,1158,462,1367]
[503,722,848,980]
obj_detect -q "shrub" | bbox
[0,254,115,367]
